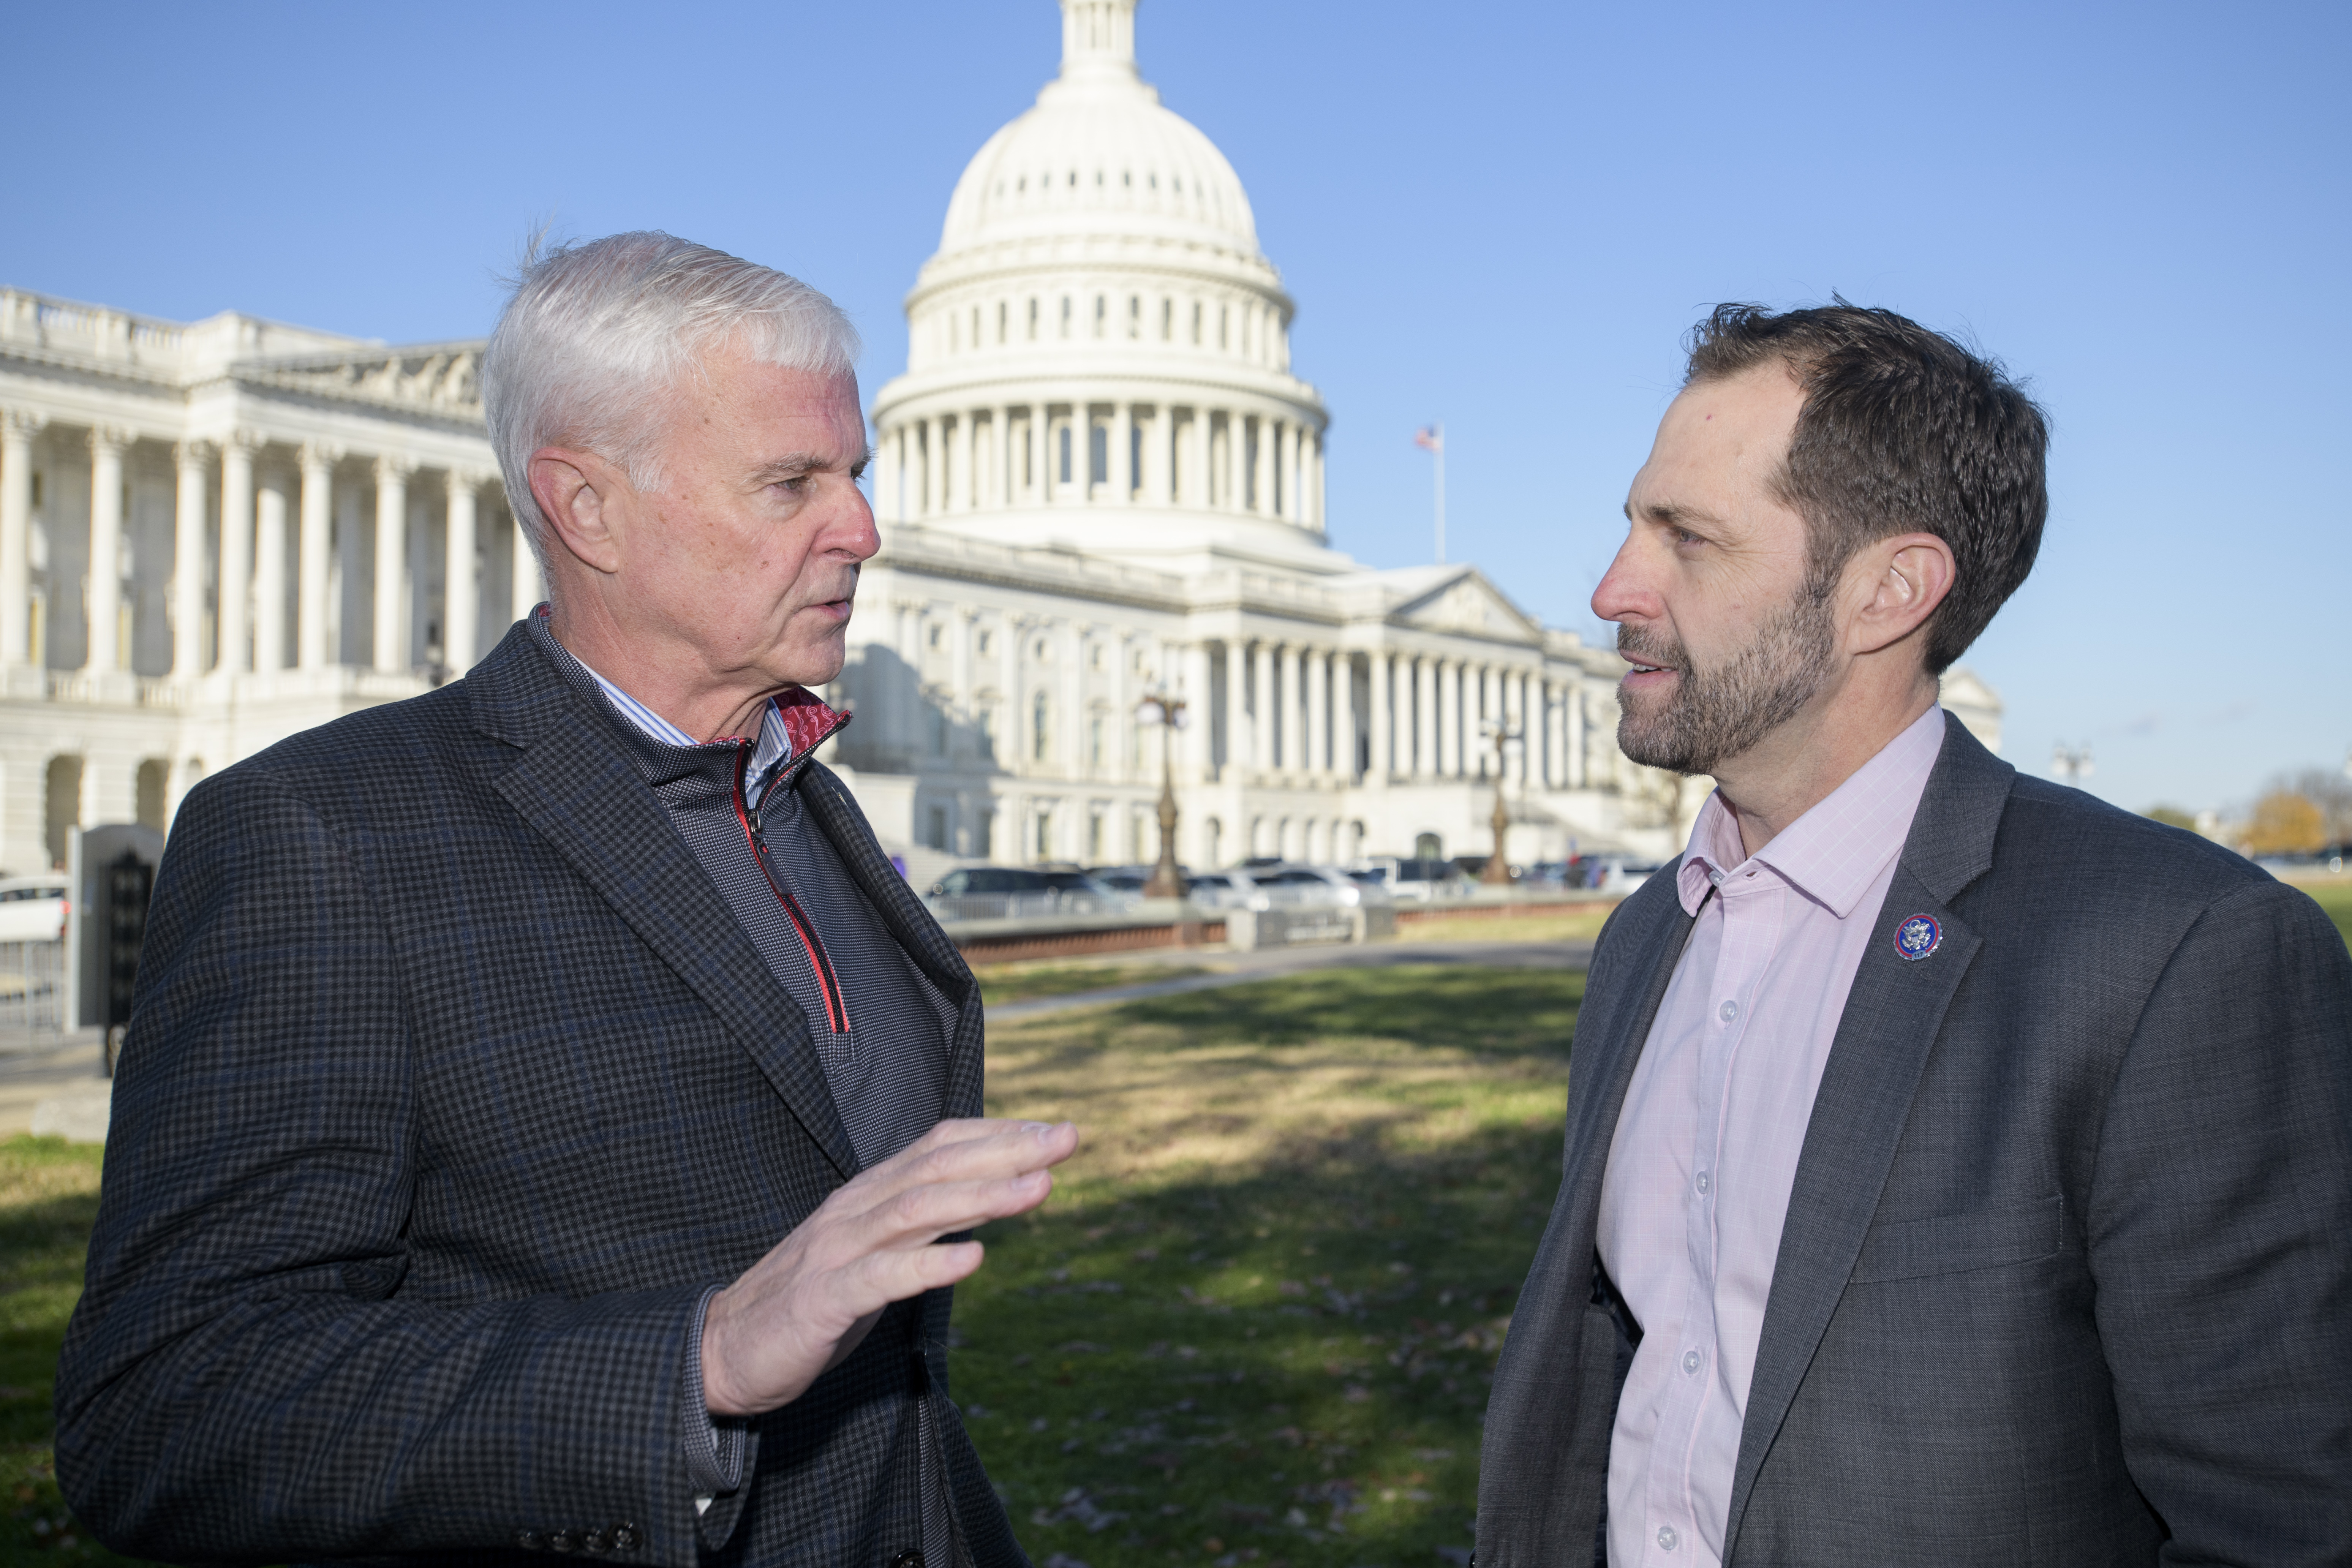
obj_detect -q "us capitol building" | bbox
[0,0,2000,880]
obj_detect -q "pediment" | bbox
[1392,568,1541,643]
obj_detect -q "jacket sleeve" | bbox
[54,763,716,1566]
[2087,878,2352,1565]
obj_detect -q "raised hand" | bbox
[699,1117,1080,1415]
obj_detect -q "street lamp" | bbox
[2052,742,2094,787]
[1136,688,1189,898]
[1480,717,1520,885]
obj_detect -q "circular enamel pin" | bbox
[1894,913,1943,961]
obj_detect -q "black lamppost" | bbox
[1481,718,1520,885]
[1136,688,1189,898]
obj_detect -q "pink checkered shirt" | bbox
[1595,704,1946,1567]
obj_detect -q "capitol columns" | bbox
[1443,659,1467,777]
[1236,414,1254,514]
[1312,433,1326,530]
[372,453,417,673]
[215,429,265,677]
[991,406,1012,509]
[80,427,135,676]
[1,409,49,667]
[952,413,975,513]
[1335,651,1358,782]
[171,439,215,679]
[1289,423,1307,522]
[1566,680,1587,789]
[1366,651,1391,786]
[1181,641,1213,780]
[1305,648,1329,775]
[1109,401,1132,505]
[254,468,290,672]
[1250,640,1274,771]
[1222,641,1248,780]
[1252,417,1274,518]
[445,468,487,672]
[297,441,342,670]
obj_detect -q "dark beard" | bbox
[1615,579,1838,776]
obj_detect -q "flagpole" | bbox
[1420,416,1439,564]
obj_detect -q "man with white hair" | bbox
[57,232,1071,1568]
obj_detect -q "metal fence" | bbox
[0,940,66,1033]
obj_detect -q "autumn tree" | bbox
[2243,790,2325,857]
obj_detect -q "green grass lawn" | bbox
[0,964,1583,1568]
[974,961,1214,1007]
[0,1138,149,1568]
[958,964,1583,1568]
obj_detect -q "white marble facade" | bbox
[0,0,1996,880]
[0,296,541,873]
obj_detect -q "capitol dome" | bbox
[869,0,1332,567]
[936,0,1261,260]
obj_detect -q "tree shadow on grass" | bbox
[957,963,1584,1568]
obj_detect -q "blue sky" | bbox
[9,0,2344,814]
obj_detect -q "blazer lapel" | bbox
[1721,723,2015,1557]
[1563,888,1699,1223]
[468,633,860,1181]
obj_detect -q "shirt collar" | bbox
[1674,705,1947,919]
[532,607,850,806]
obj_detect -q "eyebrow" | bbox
[750,447,873,483]
[1624,497,1721,531]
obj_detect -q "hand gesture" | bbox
[700,1117,1080,1415]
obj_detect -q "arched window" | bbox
[1028,298,1040,341]
[1059,296,1072,338]
[998,300,1008,343]
[1032,692,1052,762]
[1191,302,1203,345]
[1128,295,1141,338]
[1093,295,1106,338]
[1161,298,1173,340]
[1058,423,1073,486]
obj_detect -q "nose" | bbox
[1590,532,1657,627]
[828,480,882,564]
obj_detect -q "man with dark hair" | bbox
[1477,303,2351,1565]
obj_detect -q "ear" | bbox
[528,447,628,576]
[1846,530,1955,658]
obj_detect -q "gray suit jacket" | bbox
[1477,719,2352,1566]
[58,623,1025,1568]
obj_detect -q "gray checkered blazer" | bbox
[56,621,1026,1568]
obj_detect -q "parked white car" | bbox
[1181,869,1266,911]
[1595,858,1668,895]
[1250,863,1393,909]
[1348,857,1471,902]
[0,875,68,943]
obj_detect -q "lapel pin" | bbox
[1894,913,1943,962]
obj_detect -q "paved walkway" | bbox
[984,934,1596,1023]
[0,1031,109,1137]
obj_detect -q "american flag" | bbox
[1414,425,1443,454]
